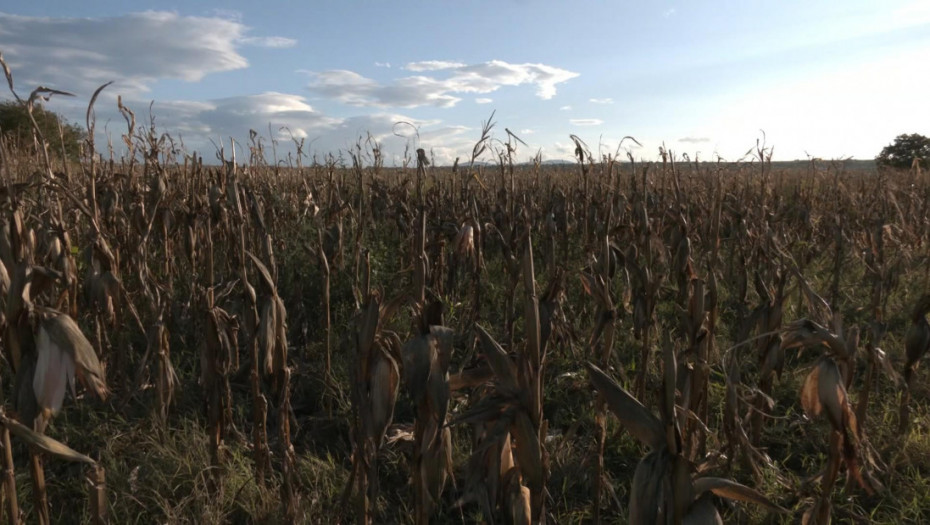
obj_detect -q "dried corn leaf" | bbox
[428,347,451,426]
[818,358,856,434]
[629,449,673,525]
[682,496,722,525]
[448,364,493,392]
[801,363,822,420]
[33,322,76,416]
[259,298,277,375]
[782,319,847,359]
[430,325,454,372]
[691,477,787,513]
[586,362,664,451]
[273,295,287,372]
[510,410,542,492]
[2,414,94,464]
[501,467,531,525]
[246,250,276,295]
[401,335,433,405]
[369,345,400,447]
[36,308,108,400]
[475,324,518,391]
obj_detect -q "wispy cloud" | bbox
[663,8,677,17]
[374,61,392,68]
[589,97,614,104]
[475,98,493,104]
[239,36,297,48]
[560,105,572,111]
[678,136,711,143]
[519,128,535,134]
[404,60,466,71]
[307,60,579,108]
[308,70,460,107]
[570,118,603,126]
[210,9,243,22]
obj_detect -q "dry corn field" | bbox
[2,64,930,525]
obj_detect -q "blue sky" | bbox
[1,1,928,165]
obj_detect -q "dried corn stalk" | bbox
[587,359,786,524]
[401,306,454,525]
[782,318,882,523]
[345,289,404,524]
[203,303,238,488]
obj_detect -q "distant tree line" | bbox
[876,133,930,170]
[0,100,85,161]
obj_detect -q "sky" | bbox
[0,1,928,166]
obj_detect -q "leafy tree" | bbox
[0,100,85,160]
[876,133,930,170]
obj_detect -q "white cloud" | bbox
[404,60,466,71]
[663,8,677,17]
[548,142,578,160]
[560,105,572,111]
[570,119,603,126]
[0,11,291,95]
[590,98,614,104]
[308,70,461,108]
[238,36,297,48]
[106,92,340,146]
[519,129,535,134]
[458,61,578,99]
[307,60,579,108]
[374,61,392,68]
[475,98,493,104]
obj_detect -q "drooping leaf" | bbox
[2,413,95,464]
[475,324,518,391]
[586,362,664,451]
[692,477,787,514]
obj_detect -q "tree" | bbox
[0,100,85,161]
[876,133,930,170]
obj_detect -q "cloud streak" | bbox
[570,118,603,126]
[404,60,466,71]
[678,136,711,143]
[238,36,298,48]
